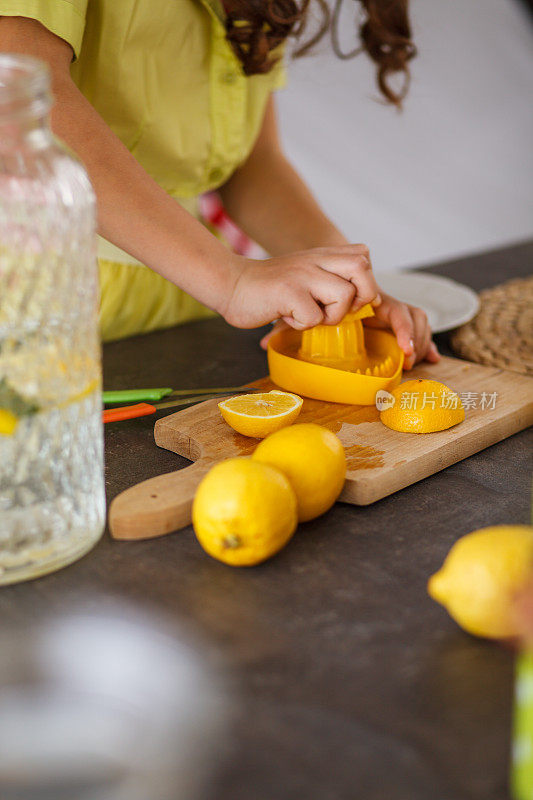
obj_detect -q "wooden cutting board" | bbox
[109,357,533,540]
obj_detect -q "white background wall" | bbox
[276,0,533,272]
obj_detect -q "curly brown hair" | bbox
[225,0,416,107]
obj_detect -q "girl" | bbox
[0,0,439,369]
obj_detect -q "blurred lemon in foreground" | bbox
[218,390,302,438]
[252,423,346,522]
[428,525,533,638]
[380,378,465,433]
[0,408,18,435]
[192,458,297,566]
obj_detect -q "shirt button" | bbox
[209,167,224,184]
[220,70,238,85]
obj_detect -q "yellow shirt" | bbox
[0,0,286,339]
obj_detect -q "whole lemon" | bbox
[192,458,297,566]
[252,423,346,522]
[428,525,533,638]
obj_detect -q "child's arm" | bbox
[0,17,239,316]
[0,16,383,333]
[220,97,440,368]
[219,96,349,256]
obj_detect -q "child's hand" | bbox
[259,292,440,371]
[361,293,440,369]
[223,244,379,330]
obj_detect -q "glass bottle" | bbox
[0,54,105,584]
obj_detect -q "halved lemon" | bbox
[218,390,303,438]
[380,379,465,434]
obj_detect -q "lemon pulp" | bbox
[218,390,302,438]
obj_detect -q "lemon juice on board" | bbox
[0,55,105,583]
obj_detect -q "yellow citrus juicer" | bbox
[267,303,404,405]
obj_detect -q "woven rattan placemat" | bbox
[451,276,533,376]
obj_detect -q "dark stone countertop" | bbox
[1,239,532,800]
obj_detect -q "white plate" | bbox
[375,271,480,333]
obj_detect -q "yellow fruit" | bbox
[252,423,346,522]
[192,457,297,566]
[428,525,533,638]
[218,390,303,439]
[380,378,465,433]
[0,408,18,436]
